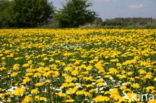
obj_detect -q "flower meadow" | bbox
[0,29,156,103]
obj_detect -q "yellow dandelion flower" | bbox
[132,83,140,89]
[93,95,110,102]
[11,72,19,77]
[66,87,78,94]
[31,89,39,94]
[39,97,47,101]
[34,73,42,77]
[56,93,68,97]
[12,87,25,96]
[109,68,118,74]
[89,89,96,93]
[110,58,119,62]
[0,67,6,71]
[21,96,33,103]
[13,64,20,70]
[51,71,59,77]
[138,69,146,74]
[71,70,79,76]
[35,96,47,101]
[35,82,44,87]
[23,63,30,68]
[64,99,75,103]
[146,86,155,92]
[76,90,85,95]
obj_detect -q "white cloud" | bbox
[128,4,145,9]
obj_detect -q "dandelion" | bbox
[35,82,44,87]
[146,86,155,92]
[35,96,47,101]
[11,72,19,77]
[109,68,118,74]
[31,89,39,94]
[64,99,75,103]
[13,64,20,70]
[93,95,110,102]
[12,87,25,96]
[132,83,140,89]
[76,90,85,95]
[21,96,33,103]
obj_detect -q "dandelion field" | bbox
[0,29,156,103]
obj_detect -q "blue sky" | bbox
[51,0,156,19]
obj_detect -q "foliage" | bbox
[0,0,54,27]
[55,0,96,28]
[0,0,13,27]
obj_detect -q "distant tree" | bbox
[11,0,54,27]
[55,0,96,28]
[94,17,103,25]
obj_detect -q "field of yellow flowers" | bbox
[0,29,156,103]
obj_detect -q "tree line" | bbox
[0,0,96,28]
[102,18,156,29]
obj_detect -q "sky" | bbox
[50,0,156,20]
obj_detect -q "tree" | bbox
[11,0,54,27]
[0,0,13,27]
[55,0,96,28]
[94,17,103,25]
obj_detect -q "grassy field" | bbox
[0,29,156,103]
